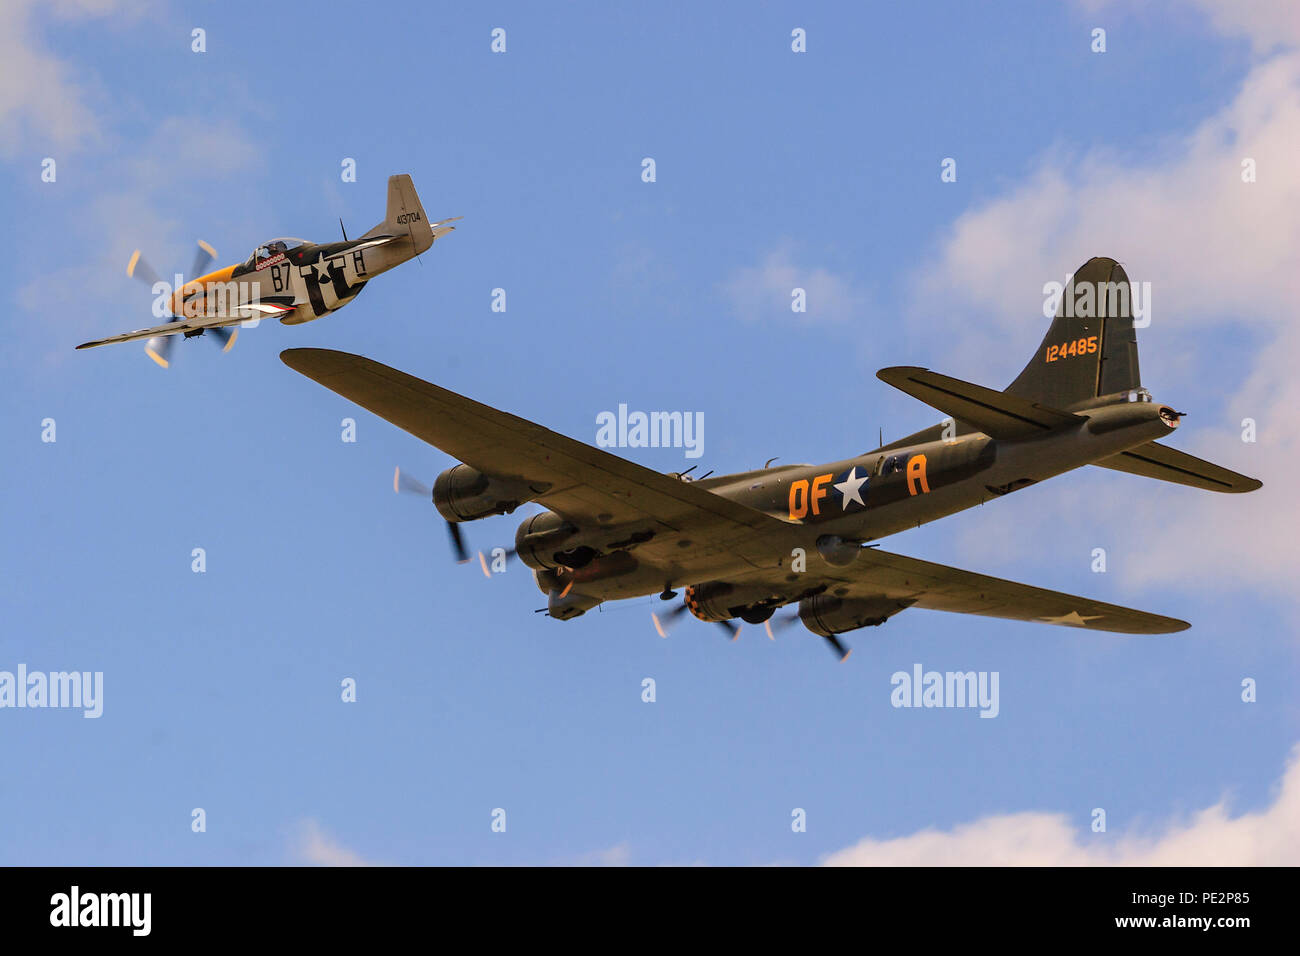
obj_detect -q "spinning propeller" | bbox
[651,593,848,659]
[393,466,520,575]
[653,600,850,660]
[393,467,470,563]
[394,464,847,661]
[650,599,741,641]
[126,240,236,368]
[763,609,851,662]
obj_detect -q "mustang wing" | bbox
[281,348,789,561]
[76,316,248,350]
[76,321,192,350]
[788,546,1189,634]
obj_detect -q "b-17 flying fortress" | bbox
[281,256,1260,661]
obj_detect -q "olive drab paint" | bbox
[283,255,1261,660]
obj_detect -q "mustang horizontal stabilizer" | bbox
[1094,441,1262,493]
[876,366,1083,440]
[360,174,458,255]
[354,222,460,252]
[825,547,1189,634]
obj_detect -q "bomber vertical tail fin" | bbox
[1005,257,1142,408]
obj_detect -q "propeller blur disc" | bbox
[144,337,170,369]
[393,467,431,497]
[126,250,162,287]
[190,240,217,280]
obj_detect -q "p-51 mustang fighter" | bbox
[77,174,458,368]
[282,257,1260,660]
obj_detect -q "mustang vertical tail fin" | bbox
[363,173,436,254]
[1005,257,1142,409]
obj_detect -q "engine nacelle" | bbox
[798,594,914,637]
[433,464,545,523]
[515,511,592,570]
[684,581,790,624]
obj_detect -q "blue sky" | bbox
[2,1,1297,865]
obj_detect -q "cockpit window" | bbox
[879,454,908,477]
[249,237,308,265]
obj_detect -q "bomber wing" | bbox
[281,348,790,565]
[768,546,1189,634]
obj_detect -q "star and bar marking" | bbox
[834,466,868,510]
[1038,611,1103,626]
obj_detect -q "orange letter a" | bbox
[906,455,930,496]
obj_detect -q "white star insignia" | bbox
[834,466,868,509]
[313,258,334,281]
[1038,610,1103,627]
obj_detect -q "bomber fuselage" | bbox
[525,398,1180,616]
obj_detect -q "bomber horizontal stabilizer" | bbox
[1094,441,1262,493]
[877,366,1083,440]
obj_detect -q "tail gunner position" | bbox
[283,258,1260,660]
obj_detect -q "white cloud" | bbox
[721,244,868,324]
[1,1,265,363]
[296,819,378,867]
[823,746,1300,865]
[565,842,632,866]
[1079,0,1300,54]
[821,8,1300,868]
[129,116,265,184]
[293,825,636,866]
[22,113,265,361]
[916,53,1300,351]
[1189,0,1300,52]
[910,51,1300,594]
[0,1,134,156]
